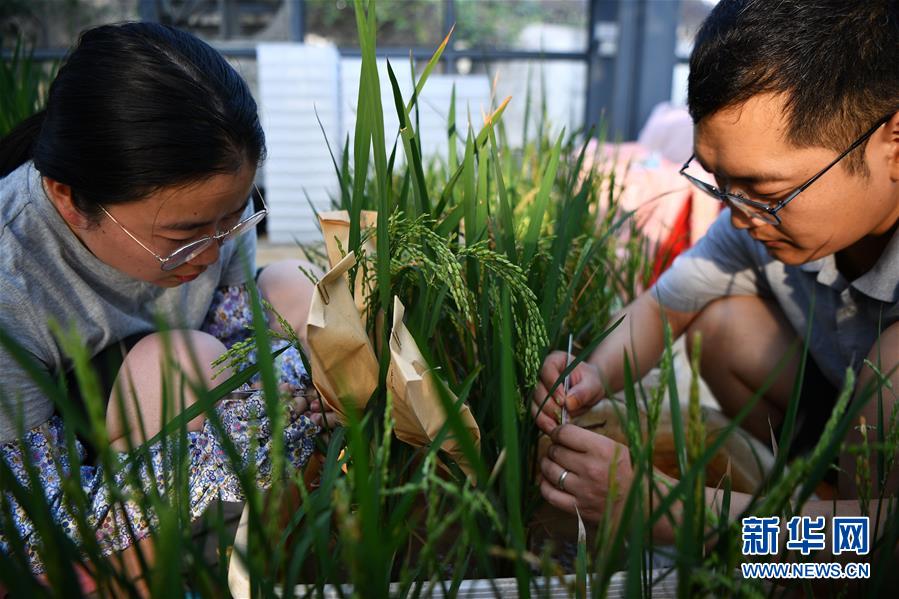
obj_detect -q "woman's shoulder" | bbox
[0,164,58,284]
[0,162,39,238]
[0,163,71,337]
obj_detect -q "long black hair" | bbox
[0,22,265,218]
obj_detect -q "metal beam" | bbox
[339,47,587,62]
[288,0,306,43]
[138,0,160,22]
[8,45,589,63]
[607,0,640,140]
[634,0,679,137]
[442,0,457,74]
[219,0,239,39]
[598,0,680,140]
[584,0,619,134]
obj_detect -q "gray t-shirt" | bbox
[0,162,256,442]
[653,208,899,389]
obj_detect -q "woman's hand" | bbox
[531,351,605,434]
[539,424,635,525]
[306,396,338,432]
[272,383,338,438]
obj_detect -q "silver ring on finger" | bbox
[557,469,570,492]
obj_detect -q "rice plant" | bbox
[0,35,54,137]
[2,1,898,597]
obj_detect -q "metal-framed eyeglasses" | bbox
[99,184,267,271]
[679,114,892,226]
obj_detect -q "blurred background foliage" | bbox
[1,1,589,51]
[305,0,586,49]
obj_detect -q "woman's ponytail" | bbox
[0,110,46,178]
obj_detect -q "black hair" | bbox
[0,22,265,217]
[688,0,898,175]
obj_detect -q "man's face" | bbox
[692,93,899,265]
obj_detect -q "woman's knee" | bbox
[256,259,321,340]
[127,329,228,383]
[107,330,229,448]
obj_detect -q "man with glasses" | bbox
[534,0,899,567]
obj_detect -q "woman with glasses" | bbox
[0,22,332,587]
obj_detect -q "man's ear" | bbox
[42,177,90,228]
[885,111,899,182]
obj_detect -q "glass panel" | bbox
[461,59,587,145]
[2,0,139,49]
[671,0,718,105]
[155,0,286,42]
[305,0,444,48]
[453,0,588,52]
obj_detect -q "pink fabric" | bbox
[588,141,719,244]
[583,139,720,285]
[593,102,719,254]
[637,102,695,165]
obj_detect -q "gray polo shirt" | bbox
[653,208,899,389]
[0,162,256,442]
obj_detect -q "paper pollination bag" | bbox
[387,297,481,479]
[306,252,379,422]
[319,210,378,316]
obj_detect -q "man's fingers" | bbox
[536,411,558,435]
[540,351,568,376]
[532,383,563,434]
[540,455,584,496]
[546,443,584,471]
[568,403,593,418]
[565,378,600,412]
[550,423,612,454]
[533,382,563,410]
[539,478,577,514]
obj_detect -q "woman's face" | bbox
[48,163,257,287]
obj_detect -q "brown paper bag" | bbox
[319,210,379,316]
[387,297,481,479]
[306,252,379,421]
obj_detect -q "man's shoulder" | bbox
[683,208,771,268]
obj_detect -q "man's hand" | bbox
[531,350,605,434]
[539,424,635,525]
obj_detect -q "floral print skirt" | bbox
[0,284,318,575]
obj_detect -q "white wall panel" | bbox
[258,44,491,243]
[340,58,492,168]
[258,43,341,243]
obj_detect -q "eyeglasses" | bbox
[679,114,892,226]
[99,184,267,271]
